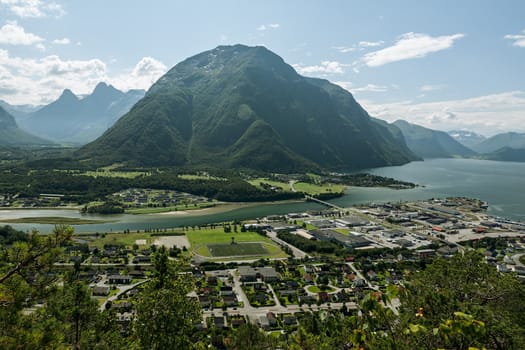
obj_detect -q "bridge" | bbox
[305,195,345,211]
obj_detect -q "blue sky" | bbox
[0,0,524,135]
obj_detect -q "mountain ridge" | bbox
[393,120,477,158]
[18,83,145,145]
[78,44,418,171]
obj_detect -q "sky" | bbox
[0,0,524,136]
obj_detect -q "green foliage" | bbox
[398,251,525,349]
[133,247,202,349]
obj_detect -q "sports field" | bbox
[207,242,268,257]
[186,227,287,260]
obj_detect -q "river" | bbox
[1,158,524,233]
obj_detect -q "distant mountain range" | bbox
[13,83,145,145]
[77,45,418,171]
[470,132,525,154]
[392,120,476,158]
[447,130,486,150]
[0,106,53,147]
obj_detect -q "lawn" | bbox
[87,232,154,249]
[126,202,216,214]
[186,227,287,259]
[306,285,336,293]
[293,182,345,195]
[248,178,292,191]
[207,242,268,257]
[178,174,226,181]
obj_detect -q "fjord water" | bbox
[2,158,524,233]
[335,158,525,220]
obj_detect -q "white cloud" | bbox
[0,0,65,18]
[351,84,388,93]
[420,84,445,92]
[333,46,356,53]
[358,40,384,48]
[0,49,167,105]
[52,37,70,45]
[361,91,525,136]
[333,81,353,90]
[109,57,167,92]
[504,30,525,47]
[256,23,280,31]
[363,32,464,67]
[0,21,44,45]
[292,61,347,75]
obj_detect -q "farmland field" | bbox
[207,242,268,257]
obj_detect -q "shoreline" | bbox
[153,199,307,217]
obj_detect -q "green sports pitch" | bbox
[207,242,268,257]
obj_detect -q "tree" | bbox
[398,251,525,349]
[227,322,279,350]
[0,226,73,347]
[133,246,201,349]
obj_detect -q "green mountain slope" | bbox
[0,106,52,147]
[481,146,525,162]
[78,45,418,171]
[393,120,477,158]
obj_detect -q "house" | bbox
[230,318,246,328]
[318,291,330,303]
[266,312,277,327]
[238,266,257,282]
[223,295,238,307]
[258,267,279,282]
[283,315,297,326]
[213,316,226,329]
[92,285,110,296]
[198,295,211,308]
[108,274,132,284]
[258,316,270,330]
[220,286,234,296]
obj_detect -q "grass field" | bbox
[248,178,345,196]
[86,232,154,248]
[0,217,112,225]
[248,178,291,191]
[178,174,226,181]
[293,182,345,195]
[126,202,216,214]
[207,242,268,257]
[186,227,287,259]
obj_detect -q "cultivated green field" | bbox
[293,182,345,195]
[248,178,291,191]
[186,227,287,260]
[207,242,268,257]
[178,174,227,181]
[248,177,345,196]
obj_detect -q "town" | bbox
[48,196,525,339]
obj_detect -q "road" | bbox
[203,268,357,323]
[266,230,310,259]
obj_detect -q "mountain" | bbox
[472,132,525,154]
[0,100,41,119]
[448,130,486,149]
[481,146,525,162]
[0,106,53,147]
[78,45,417,171]
[18,83,145,145]
[393,120,477,158]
